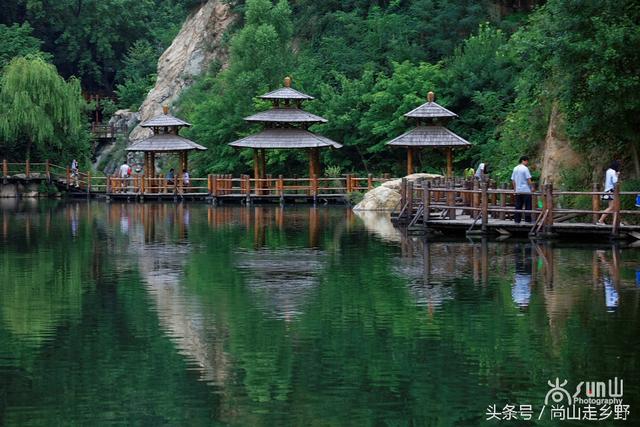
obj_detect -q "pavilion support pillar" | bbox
[260,149,266,179]
[407,147,414,176]
[180,151,188,173]
[309,148,320,179]
[446,148,453,178]
[253,149,260,180]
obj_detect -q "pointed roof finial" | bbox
[284,76,292,88]
[427,91,435,103]
[162,104,169,115]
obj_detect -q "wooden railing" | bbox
[2,160,393,199]
[90,123,128,139]
[396,177,640,236]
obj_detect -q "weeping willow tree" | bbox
[0,56,90,163]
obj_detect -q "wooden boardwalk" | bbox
[2,160,391,204]
[391,177,640,240]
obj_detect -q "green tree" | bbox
[0,22,51,70]
[0,57,90,162]
[115,40,158,110]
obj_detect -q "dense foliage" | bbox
[1,0,200,92]
[1,0,639,184]
[0,57,90,163]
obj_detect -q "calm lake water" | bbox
[1,200,639,426]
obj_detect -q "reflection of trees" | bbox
[4,202,640,425]
[0,203,93,346]
[1,202,224,426]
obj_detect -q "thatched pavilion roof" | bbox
[404,101,458,119]
[245,108,327,123]
[387,126,470,147]
[126,134,207,152]
[259,87,314,101]
[140,114,191,128]
[229,128,342,149]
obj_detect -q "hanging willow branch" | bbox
[0,56,89,161]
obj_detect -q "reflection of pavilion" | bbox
[234,248,325,320]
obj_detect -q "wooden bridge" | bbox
[391,177,640,240]
[1,160,390,204]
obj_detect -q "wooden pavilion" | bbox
[127,106,206,181]
[229,77,341,181]
[387,92,470,177]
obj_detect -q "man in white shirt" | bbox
[119,161,131,192]
[511,155,533,223]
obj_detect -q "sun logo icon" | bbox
[545,378,572,405]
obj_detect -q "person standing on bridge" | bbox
[181,169,190,194]
[597,160,621,226]
[511,156,533,223]
[474,162,490,182]
[70,159,79,187]
[119,161,131,192]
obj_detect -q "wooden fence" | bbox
[395,178,640,237]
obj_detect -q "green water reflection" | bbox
[0,200,639,426]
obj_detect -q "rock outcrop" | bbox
[129,0,234,141]
[353,173,443,211]
[540,102,582,185]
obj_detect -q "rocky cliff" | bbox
[540,102,582,185]
[129,0,234,141]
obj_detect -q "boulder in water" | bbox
[353,173,442,211]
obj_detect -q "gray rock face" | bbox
[129,0,234,141]
[109,109,140,131]
[353,173,443,211]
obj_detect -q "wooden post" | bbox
[253,150,260,193]
[407,181,414,220]
[592,182,600,223]
[499,184,506,220]
[87,171,91,193]
[278,175,284,197]
[312,174,318,196]
[45,160,50,180]
[181,151,188,173]
[141,175,146,194]
[546,182,554,230]
[447,180,456,219]
[346,174,352,193]
[367,173,373,190]
[481,182,488,233]
[245,174,251,196]
[2,159,7,177]
[407,147,414,175]
[309,148,320,179]
[207,174,213,195]
[472,180,479,219]
[446,147,453,178]
[423,180,431,226]
[25,159,30,177]
[211,175,218,197]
